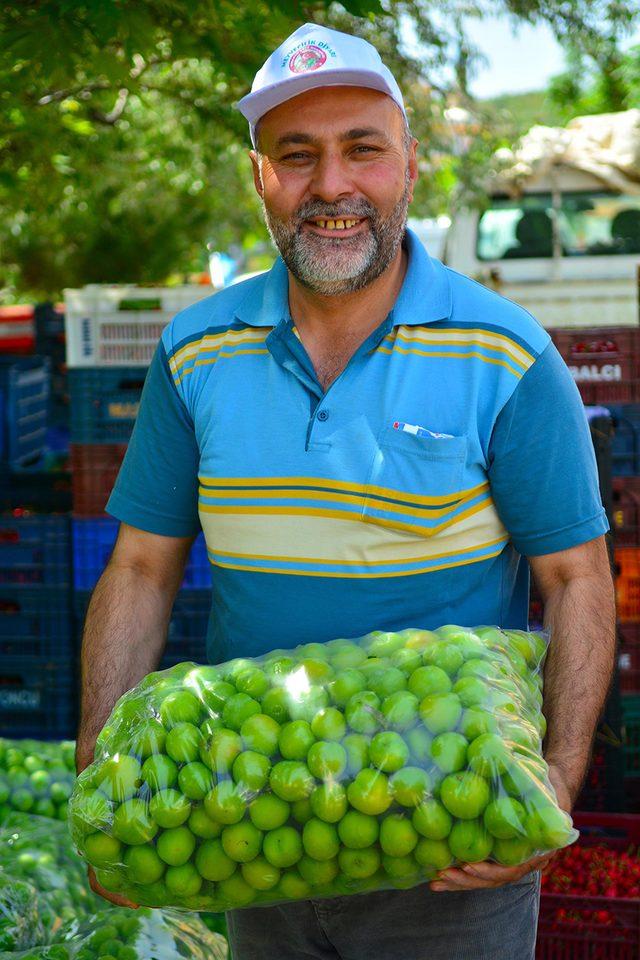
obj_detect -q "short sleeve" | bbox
[106,342,201,536]
[487,342,609,556]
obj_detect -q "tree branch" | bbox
[89,88,129,125]
[37,80,111,106]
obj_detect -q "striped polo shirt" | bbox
[107,229,608,662]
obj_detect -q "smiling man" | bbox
[77,21,615,960]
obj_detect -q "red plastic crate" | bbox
[551,327,640,404]
[537,813,640,958]
[618,623,640,695]
[70,443,126,516]
[572,811,640,847]
[552,328,640,360]
[0,305,34,354]
[612,478,640,546]
[537,894,640,959]
[614,547,640,623]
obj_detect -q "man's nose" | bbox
[308,154,354,203]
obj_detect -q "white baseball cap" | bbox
[237,23,407,147]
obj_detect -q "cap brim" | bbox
[237,69,400,127]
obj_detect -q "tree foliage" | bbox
[0,0,637,298]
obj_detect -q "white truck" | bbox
[443,109,640,328]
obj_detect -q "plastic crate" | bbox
[34,302,65,351]
[552,327,640,405]
[0,305,35,354]
[612,477,640,545]
[74,588,210,668]
[68,367,147,443]
[607,405,640,477]
[552,328,640,360]
[537,893,640,958]
[0,357,50,468]
[0,587,73,658]
[623,696,640,778]
[624,776,640,813]
[0,516,70,588]
[537,813,640,958]
[0,467,72,513]
[64,284,211,367]
[576,676,625,812]
[70,443,127,515]
[0,657,77,739]
[529,576,544,630]
[614,547,640,622]
[72,518,210,590]
[618,623,640,696]
[164,590,210,666]
[571,811,640,847]
[576,742,625,812]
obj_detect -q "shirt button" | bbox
[317,410,329,421]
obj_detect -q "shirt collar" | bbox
[234,226,452,328]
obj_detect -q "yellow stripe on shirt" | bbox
[198,475,490,508]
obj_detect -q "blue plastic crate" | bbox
[0,587,74,658]
[68,367,147,443]
[164,590,210,666]
[72,518,210,590]
[74,587,210,667]
[0,357,50,468]
[0,656,76,740]
[608,403,640,476]
[0,467,72,513]
[0,516,70,588]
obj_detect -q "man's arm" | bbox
[529,534,617,807]
[75,522,195,774]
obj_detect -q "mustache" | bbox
[294,200,376,225]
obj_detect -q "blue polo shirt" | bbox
[107,229,608,663]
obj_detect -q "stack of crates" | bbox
[548,327,638,811]
[0,306,74,739]
[0,516,75,738]
[0,357,51,472]
[0,303,71,512]
[65,283,214,670]
[537,811,640,959]
[34,302,69,432]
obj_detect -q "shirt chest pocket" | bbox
[361,426,468,538]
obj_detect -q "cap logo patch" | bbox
[289,44,327,73]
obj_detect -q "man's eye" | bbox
[353,145,377,154]
[282,152,312,161]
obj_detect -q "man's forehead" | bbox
[258,86,403,145]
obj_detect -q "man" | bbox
[76,22,616,960]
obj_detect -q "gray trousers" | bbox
[226,872,541,960]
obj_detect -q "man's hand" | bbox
[88,867,139,909]
[429,763,574,893]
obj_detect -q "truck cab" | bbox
[443,112,640,329]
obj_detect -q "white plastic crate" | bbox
[63,284,213,367]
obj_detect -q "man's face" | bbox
[251,87,418,296]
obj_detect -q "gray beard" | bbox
[262,172,411,296]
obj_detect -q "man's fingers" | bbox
[429,857,542,892]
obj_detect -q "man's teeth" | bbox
[313,218,360,230]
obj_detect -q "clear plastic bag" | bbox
[0,740,75,823]
[70,625,577,910]
[0,875,47,952]
[0,813,105,928]
[0,907,228,959]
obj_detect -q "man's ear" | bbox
[250,151,264,199]
[407,138,419,203]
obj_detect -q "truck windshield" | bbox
[477,191,640,260]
